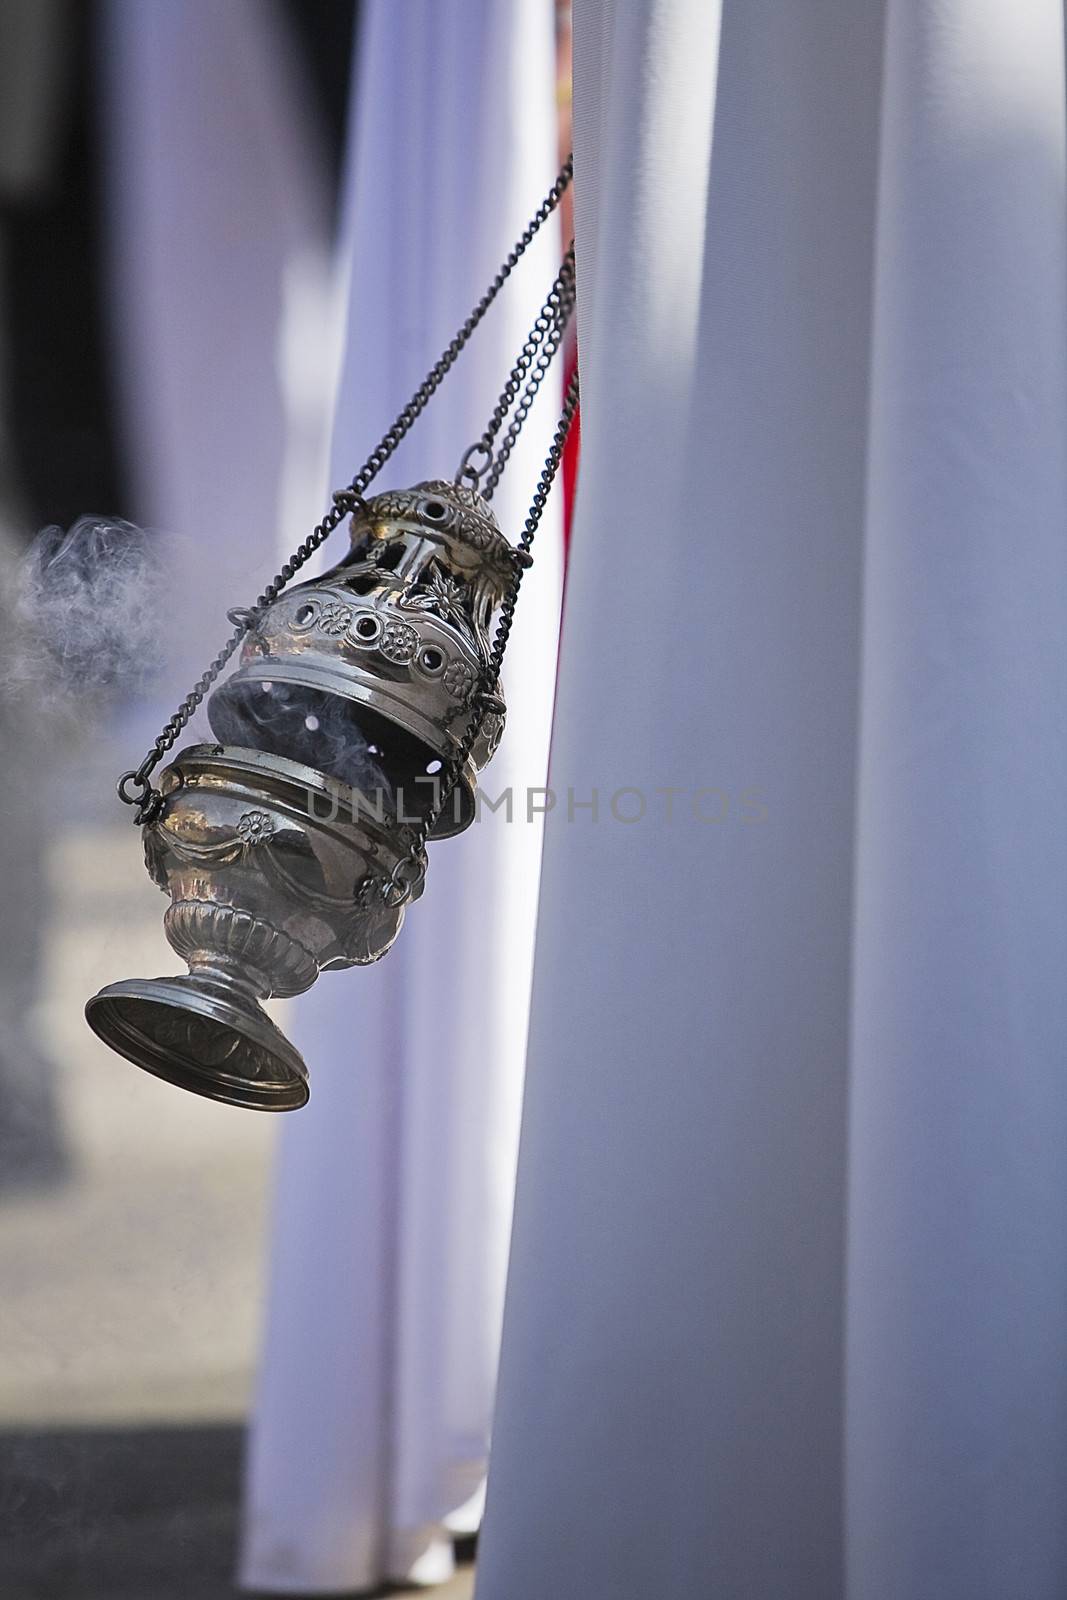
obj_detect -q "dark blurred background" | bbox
[1,0,356,534]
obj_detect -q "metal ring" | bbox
[227,606,262,630]
[119,769,164,825]
[380,853,424,908]
[117,770,150,805]
[332,489,369,518]
[415,644,448,678]
[349,610,384,647]
[455,441,493,489]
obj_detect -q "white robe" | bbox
[102,0,333,705]
[239,1,562,1591]
[477,2,1067,1598]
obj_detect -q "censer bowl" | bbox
[85,744,424,1110]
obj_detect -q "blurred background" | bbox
[0,3,571,1596]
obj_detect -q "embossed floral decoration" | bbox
[443,658,477,700]
[404,567,473,629]
[318,603,353,636]
[237,810,275,846]
[380,620,419,663]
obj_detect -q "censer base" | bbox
[85,975,309,1112]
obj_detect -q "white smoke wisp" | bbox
[5,516,170,714]
[212,679,396,801]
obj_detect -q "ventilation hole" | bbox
[420,646,444,672]
[294,603,316,626]
[355,616,380,640]
[377,542,405,571]
[344,573,377,595]
[423,500,447,521]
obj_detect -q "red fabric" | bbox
[561,343,580,553]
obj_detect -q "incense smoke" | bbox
[7,517,168,707]
[209,679,396,800]
[7,517,440,812]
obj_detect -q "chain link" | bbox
[381,362,582,906]
[483,262,577,500]
[455,244,576,493]
[118,154,574,823]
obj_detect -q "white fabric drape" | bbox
[846,4,1067,1595]
[103,0,333,709]
[239,2,561,1592]
[477,3,1067,1599]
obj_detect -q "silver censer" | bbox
[85,482,515,1109]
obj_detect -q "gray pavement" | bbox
[0,1422,474,1600]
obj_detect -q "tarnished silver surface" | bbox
[85,745,424,1110]
[208,481,513,837]
[90,481,522,1108]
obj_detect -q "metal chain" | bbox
[380,362,582,908]
[118,153,574,824]
[482,263,577,500]
[455,243,576,492]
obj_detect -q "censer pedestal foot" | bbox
[84,973,309,1111]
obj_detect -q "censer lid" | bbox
[350,478,515,580]
[207,477,512,839]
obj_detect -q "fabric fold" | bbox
[239,2,561,1590]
